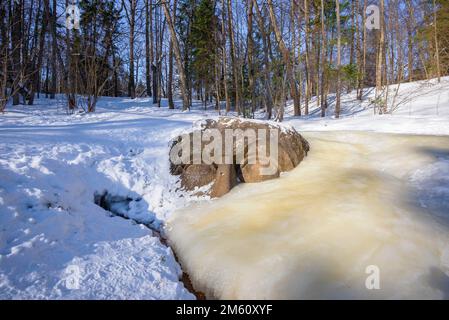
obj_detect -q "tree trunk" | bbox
[11,0,22,105]
[221,0,230,113]
[406,0,413,82]
[253,0,274,120]
[29,0,49,105]
[152,63,157,104]
[359,0,367,100]
[267,0,300,117]
[247,0,255,114]
[125,0,136,99]
[348,0,355,94]
[335,0,341,118]
[375,0,384,103]
[355,0,362,100]
[433,0,441,83]
[113,52,119,97]
[291,0,301,115]
[50,0,56,99]
[145,0,152,97]
[320,0,326,117]
[394,0,403,83]
[226,0,240,114]
[304,0,310,115]
[167,0,177,109]
[162,1,189,110]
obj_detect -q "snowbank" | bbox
[0,98,209,299]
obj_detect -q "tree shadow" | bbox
[408,145,449,222]
[0,156,172,298]
[426,267,449,299]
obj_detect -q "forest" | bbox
[0,0,448,118]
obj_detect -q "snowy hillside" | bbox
[0,77,448,299]
[284,76,449,135]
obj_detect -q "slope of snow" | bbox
[0,76,448,299]
[283,76,449,135]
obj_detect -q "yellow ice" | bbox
[167,131,449,299]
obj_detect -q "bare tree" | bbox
[267,0,301,118]
[406,0,414,82]
[123,0,138,99]
[167,0,177,109]
[28,0,49,105]
[50,0,57,98]
[162,0,189,110]
[221,0,230,113]
[145,0,153,97]
[319,0,326,117]
[247,0,255,115]
[433,0,441,83]
[304,0,310,114]
[335,0,341,118]
[11,0,23,105]
[253,0,274,119]
[226,0,240,114]
[375,0,385,112]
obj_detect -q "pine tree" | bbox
[190,0,218,109]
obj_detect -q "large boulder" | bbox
[180,164,216,191]
[211,164,238,198]
[170,117,309,197]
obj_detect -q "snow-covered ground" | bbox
[0,98,212,299]
[0,77,448,299]
[283,76,449,135]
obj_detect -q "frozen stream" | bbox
[167,131,449,299]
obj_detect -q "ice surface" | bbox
[167,132,449,299]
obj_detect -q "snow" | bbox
[0,98,211,299]
[282,76,449,135]
[0,76,448,299]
